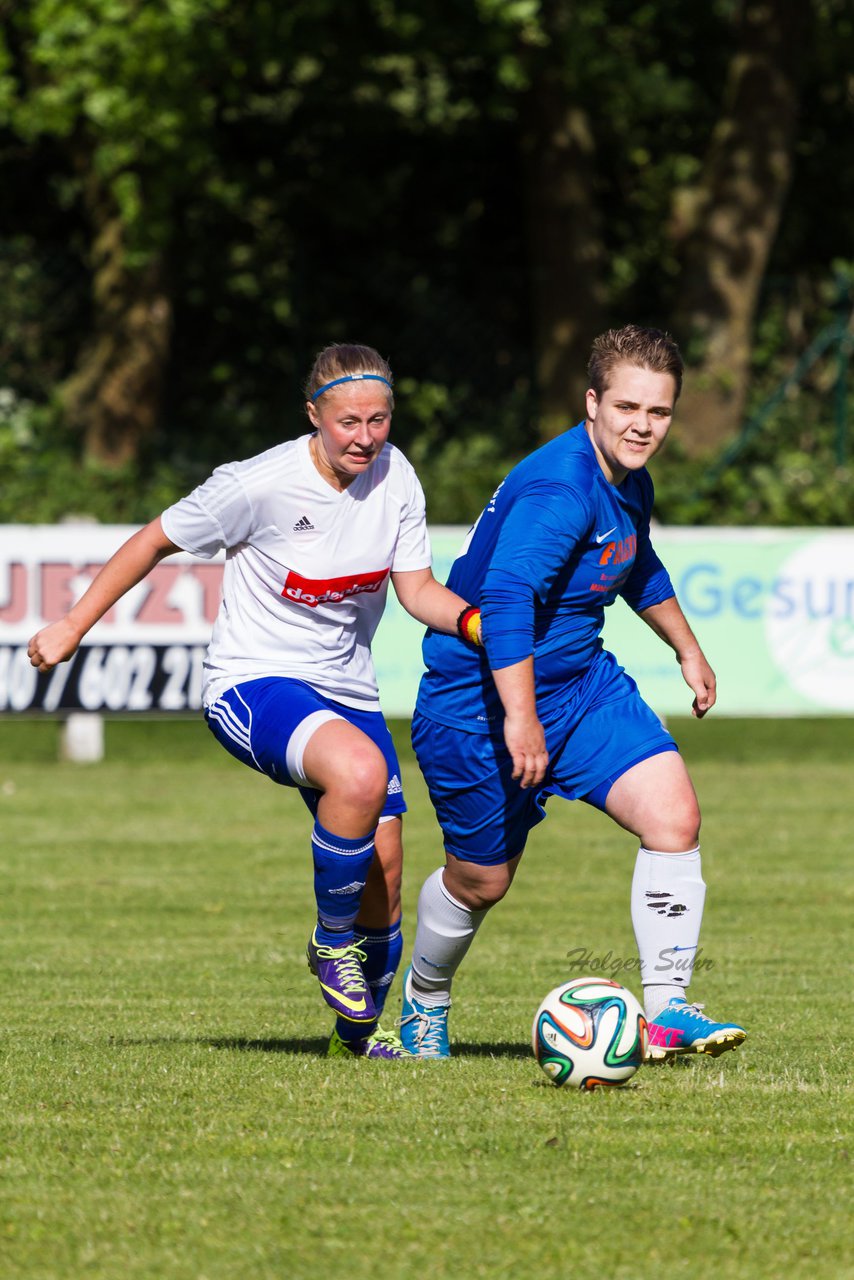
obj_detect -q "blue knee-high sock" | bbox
[311,820,376,947]
[335,918,402,1043]
[358,918,403,1015]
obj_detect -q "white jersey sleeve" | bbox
[160,463,255,559]
[390,465,431,573]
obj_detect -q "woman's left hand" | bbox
[680,651,716,718]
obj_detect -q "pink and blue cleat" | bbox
[646,997,746,1061]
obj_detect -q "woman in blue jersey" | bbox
[400,325,746,1061]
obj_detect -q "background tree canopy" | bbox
[0,0,852,526]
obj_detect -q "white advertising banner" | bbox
[2,524,853,716]
[0,526,222,714]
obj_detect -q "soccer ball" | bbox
[532,977,648,1090]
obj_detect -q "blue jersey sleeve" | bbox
[480,481,592,669]
[618,476,674,612]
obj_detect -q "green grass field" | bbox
[1,717,851,1280]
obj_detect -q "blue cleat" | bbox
[306,929,377,1025]
[647,997,746,1061]
[398,965,451,1059]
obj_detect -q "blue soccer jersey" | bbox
[416,423,675,732]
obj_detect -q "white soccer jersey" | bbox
[160,434,432,709]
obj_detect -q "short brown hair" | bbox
[587,325,684,400]
[304,343,394,407]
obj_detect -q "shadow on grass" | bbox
[206,1037,532,1059]
[107,1034,531,1059]
[206,1036,330,1056]
[452,1041,531,1059]
[106,1035,330,1056]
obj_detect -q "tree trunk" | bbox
[671,0,808,458]
[61,176,172,467]
[519,23,607,441]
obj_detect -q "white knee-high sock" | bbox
[409,868,488,1007]
[631,846,706,1020]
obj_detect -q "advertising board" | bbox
[2,525,853,716]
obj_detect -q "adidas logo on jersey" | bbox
[293,515,315,531]
[387,773,402,795]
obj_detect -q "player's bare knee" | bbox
[333,750,388,815]
[466,884,508,911]
[444,864,512,912]
[643,805,700,852]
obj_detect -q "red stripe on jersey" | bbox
[282,567,389,608]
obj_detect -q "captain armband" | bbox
[456,606,483,648]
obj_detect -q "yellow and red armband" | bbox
[456,606,483,648]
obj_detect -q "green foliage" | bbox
[395,375,533,524]
[0,237,86,397]
[409,430,519,526]
[0,1,852,524]
[652,438,854,528]
[0,391,188,521]
[652,270,854,526]
[0,0,261,253]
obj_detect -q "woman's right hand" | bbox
[27,618,84,672]
[503,710,549,790]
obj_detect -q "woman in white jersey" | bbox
[28,343,474,1059]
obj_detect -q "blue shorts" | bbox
[412,656,676,865]
[205,677,406,820]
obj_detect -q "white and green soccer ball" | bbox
[532,977,648,1090]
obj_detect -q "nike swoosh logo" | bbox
[319,983,367,1013]
[595,527,618,543]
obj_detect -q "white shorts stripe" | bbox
[208,700,251,751]
[231,687,264,771]
[209,690,265,771]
